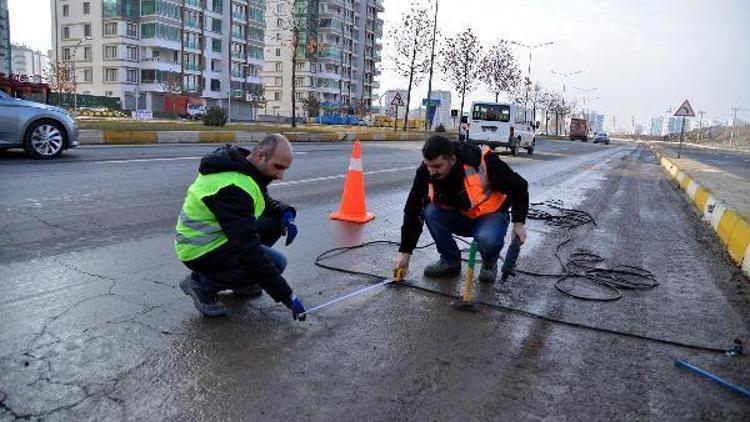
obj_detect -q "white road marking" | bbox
[272,165,416,187]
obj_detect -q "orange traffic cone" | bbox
[330,139,375,223]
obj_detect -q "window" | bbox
[212,39,222,52]
[514,108,525,124]
[141,23,155,38]
[211,79,221,92]
[126,68,138,83]
[84,24,91,37]
[62,48,71,60]
[126,46,138,60]
[62,27,70,39]
[105,91,113,96]
[83,69,92,82]
[472,104,511,122]
[104,22,117,36]
[274,77,281,86]
[127,23,138,37]
[275,62,282,71]
[83,47,91,60]
[275,48,280,57]
[62,5,69,16]
[83,2,90,14]
[105,68,118,82]
[295,77,304,87]
[212,18,222,34]
[274,92,280,101]
[104,45,117,58]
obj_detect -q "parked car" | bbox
[593,132,610,144]
[186,104,206,120]
[0,90,79,159]
[467,101,537,155]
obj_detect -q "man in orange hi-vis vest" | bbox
[394,135,529,282]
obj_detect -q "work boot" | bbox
[478,261,498,283]
[232,283,263,298]
[423,259,461,277]
[179,273,228,317]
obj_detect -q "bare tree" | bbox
[479,40,521,103]
[439,27,483,118]
[388,1,433,131]
[45,61,75,106]
[301,92,320,119]
[274,0,311,128]
[246,83,268,120]
[161,72,183,114]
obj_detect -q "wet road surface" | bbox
[1,139,748,420]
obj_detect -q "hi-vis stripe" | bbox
[175,211,223,246]
[349,158,363,171]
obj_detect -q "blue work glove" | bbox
[285,294,306,321]
[282,209,297,246]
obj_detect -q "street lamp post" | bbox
[509,40,554,121]
[71,36,92,112]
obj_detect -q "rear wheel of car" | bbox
[23,120,66,159]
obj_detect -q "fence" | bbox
[48,92,121,110]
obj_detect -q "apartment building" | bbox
[11,44,50,80]
[262,0,383,120]
[0,0,10,75]
[50,0,266,119]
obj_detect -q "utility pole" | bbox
[697,110,705,141]
[511,40,554,118]
[730,107,740,148]
[424,0,439,130]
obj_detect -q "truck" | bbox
[164,94,206,120]
[569,117,589,142]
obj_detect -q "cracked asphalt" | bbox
[1,139,748,421]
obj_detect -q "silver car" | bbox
[0,91,79,159]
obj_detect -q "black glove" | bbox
[284,294,306,321]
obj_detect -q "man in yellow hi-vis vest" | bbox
[175,134,306,320]
[394,135,529,283]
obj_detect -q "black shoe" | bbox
[232,283,263,297]
[179,273,228,317]
[424,259,461,277]
[478,261,498,283]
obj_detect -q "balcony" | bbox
[184,62,201,72]
[185,20,200,29]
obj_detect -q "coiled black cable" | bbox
[313,201,741,355]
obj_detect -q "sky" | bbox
[8,0,750,131]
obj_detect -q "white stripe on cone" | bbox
[349,158,363,171]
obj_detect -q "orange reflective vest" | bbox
[428,146,507,219]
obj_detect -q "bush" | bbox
[435,123,446,132]
[204,106,228,127]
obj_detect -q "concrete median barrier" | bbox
[649,145,750,276]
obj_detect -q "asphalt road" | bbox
[658,141,750,179]
[1,139,748,420]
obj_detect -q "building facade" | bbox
[262,0,383,120]
[11,44,50,80]
[0,0,10,75]
[50,0,266,118]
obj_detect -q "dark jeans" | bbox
[183,215,286,291]
[423,203,510,266]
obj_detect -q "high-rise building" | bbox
[50,0,266,118]
[262,0,384,120]
[0,0,10,76]
[649,116,663,136]
[11,44,50,80]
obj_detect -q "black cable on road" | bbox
[313,202,742,356]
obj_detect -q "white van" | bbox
[467,102,537,155]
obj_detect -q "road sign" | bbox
[390,92,404,107]
[422,98,442,107]
[674,100,696,118]
[450,109,459,117]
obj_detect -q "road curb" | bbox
[649,145,750,276]
[80,130,446,145]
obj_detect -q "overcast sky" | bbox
[9,0,750,130]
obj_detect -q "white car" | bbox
[467,101,537,155]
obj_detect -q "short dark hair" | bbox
[422,135,455,160]
[253,133,284,157]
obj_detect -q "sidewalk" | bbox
[649,143,750,276]
[77,129,453,145]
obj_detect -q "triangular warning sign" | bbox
[390,92,404,107]
[674,100,695,117]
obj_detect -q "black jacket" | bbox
[196,145,294,303]
[399,142,529,254]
